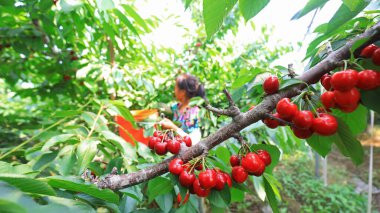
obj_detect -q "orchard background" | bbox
[0,0,380,212]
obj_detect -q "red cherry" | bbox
[333,87,360,107]
[292,127,313,139]
[183,136,192,147]
[338,103,359,113]
[70,56,79,61]
[357,70,379,90]
[263,76,280,94]
[316,107,331,114]
[360,44,378,58]
[63,75,71,81]
[312,113,338,136]
[193,179,210,197]
[257,150,271,166]
[292,110,314,130]
[223,173,232,187]
[154,142,167,155]
[321,76,332,90]
[195,42,202,47]
[230,155,240,166]
[214,172,227,191]
[179,170,196,188]
[320,91,336,109]
[231,166,248,183]
[153,131,162,138]
[330,69,359,91]
[263,113,280,129]
[377,72,380,87]
[198,169,217,189]
[320,73,330,82]
[372,48,380,66]
[169,158,184,175]
[167,140,181,154]
[177,193,189,204]
[241,152,266,176]
[276,98,298,119]
[195,163,203,171]
[148,137,159,149]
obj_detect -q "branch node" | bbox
[288,64,296,78]
[264,113,294,126]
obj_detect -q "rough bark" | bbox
[98,21,380,190]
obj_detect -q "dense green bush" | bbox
[276,153,367,213]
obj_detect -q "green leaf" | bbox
[232,67,264,89]
[42,134,76,151]
[176,196,198,213]
[101,131,137,160]
[325,2,370,36]
[333,118,364,165]
[122,5,150,32]
[252,176,265,201]
[361,87,380,114]
[215,146,231,165]
[119,185,143,201]
[0,199,26,213]
[114,9,139,36]
[0,162,33,176]
[109,100,137,129]
[0,174,56,196]
[250,144,280,173]
[208,186,231,208]
[77,139,99,174]
[53,110,81,117]
[333,104,368,135]
[60,0,83,13]
[188,97,205,107]
[291,0,328,20]
[96,0,114,11]
[185,0,194,9]
[203,0,226,38]
[230,187,245,202]
[306,134,333,157]
[81,111,109,132]
[147,177,173,203]
[46,176,119,204]
[239,0,269,22]
[342,0,362,11]
[279,78,305,90]
[155,193,173,213]
[263,176,279,213]
[32,152,58,171]
[42,196,96,213]
[263,173,282,200]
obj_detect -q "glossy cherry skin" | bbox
[320,73,330,82]
[292,127,314,139]
[214,172,227,191]
[230,155,240,166]
[320,91,336,109]
[257,150,271,166]
[360,44,378,58]
[154,142,167,155]
[263,113,280,129]
[148,137,160,150]
[276,98,298,119]
[167,139,181,154]
[223,173,232,187]
[241,152,266,176]
[198,169,217,189]
[311,113,338,136]
[357,70,379,90]
[372,48,380,66]
[321,76,332,90]
[338,103,359,113]
[231,166,248,183]
[333,87,360,107]
[183,136,192,147]
[330,69,359,91]
[169,158,184,175]
[179,170,196,188]
[263,76,279,94]
[292,110,314,130]
[193,179,210,197]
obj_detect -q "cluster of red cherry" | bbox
[360,43,380,65]
[229,150,271,183]
[148,131,192,155]
[169,158,232,198]
[320,68,380,113]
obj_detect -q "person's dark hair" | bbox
[176,74,206,99]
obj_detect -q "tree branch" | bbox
[203,89,240,117]
[98,21,380,190]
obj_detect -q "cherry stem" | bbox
[352,61,365,71]
[343,60,348,70]
[291,90,308,104]
[305,96,319,117]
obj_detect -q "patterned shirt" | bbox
[172,103,200,134]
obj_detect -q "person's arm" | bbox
[159,118,201,144]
